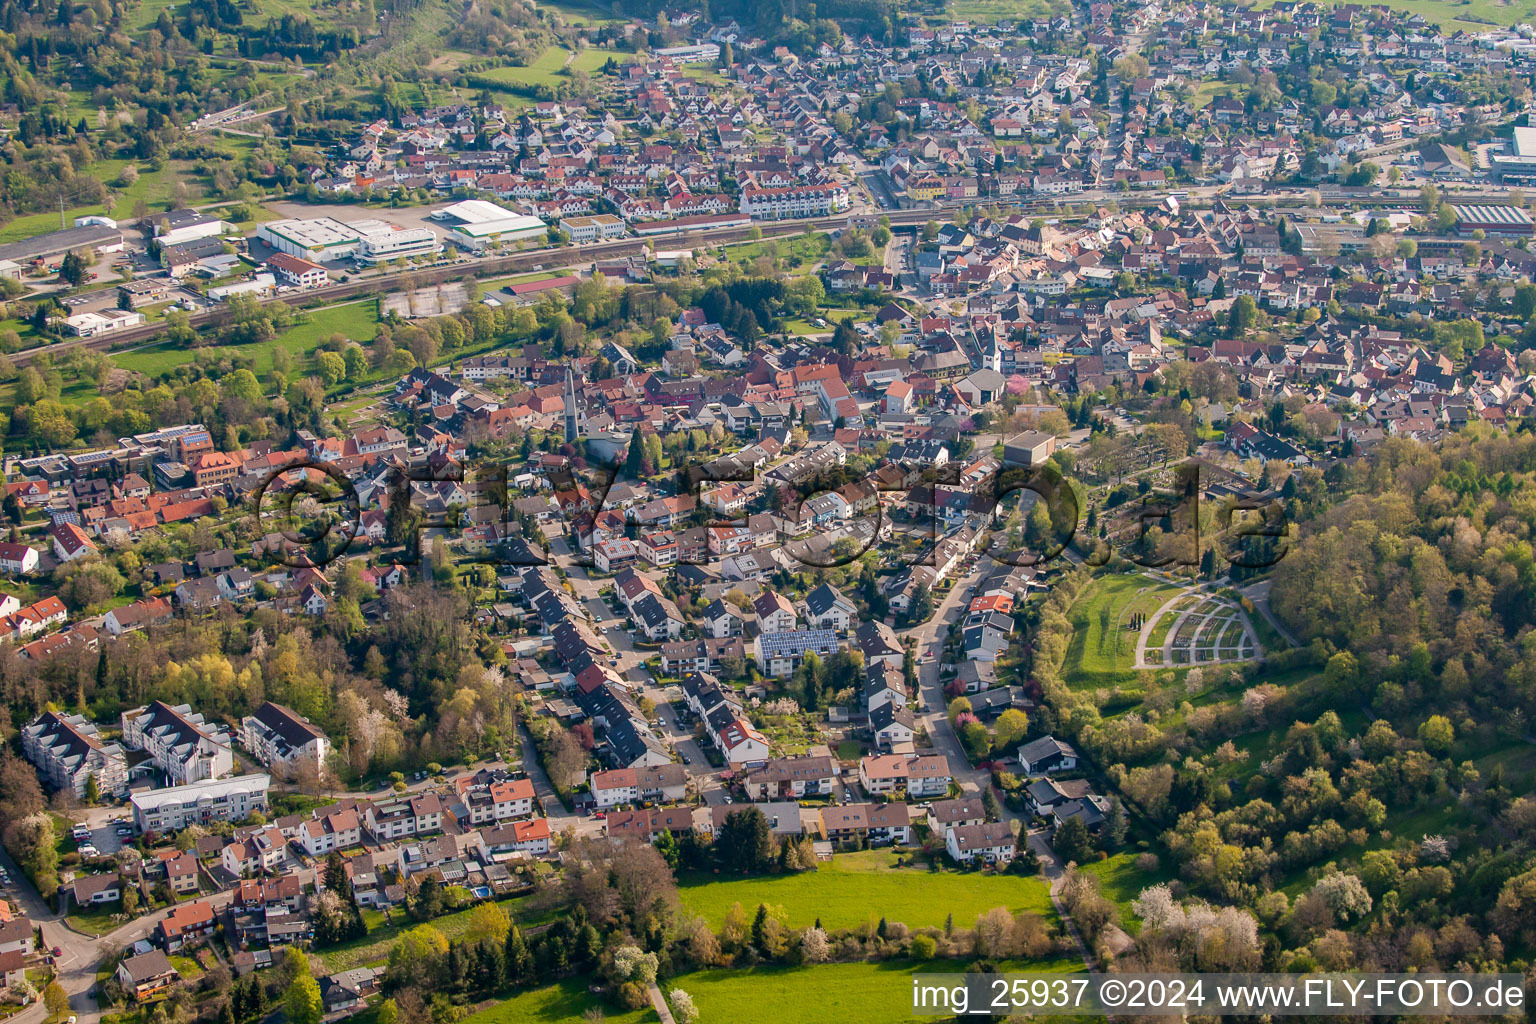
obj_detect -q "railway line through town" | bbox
[10,180,1530,369]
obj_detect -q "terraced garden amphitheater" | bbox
[1135,586,1260,669]
[1062,571,1265,687]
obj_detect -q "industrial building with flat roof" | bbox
[431,200,547,249]
[257,218,364,261]
[0,224,124,266]
[60,310,145,337]
[1493,127,1536,184]
[1451,204,1536,238]
[559,214,627,243]
[353,219,441,263]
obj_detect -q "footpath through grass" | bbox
[1061,572,1180,686]
[679,850,1056,932]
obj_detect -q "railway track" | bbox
[13,215,876,368]
[14,182,1524,368]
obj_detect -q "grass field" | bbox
[681,62,730,87]
[0,160,200,245]
[668,956,1084,1024]
[452,979,654,1024]
[679,850,1055,932]
[722,231,832,270]
[539,0,627,24]
[1248,0,1534,29]
[1193,82,1241,111]
[113,299,380,379]
[1078,851,1172,931]
[483,270,564,291]
[476,46,636,90]
[947,0,1071,21]
[318,895,543,970]
[1060,573,1180,685]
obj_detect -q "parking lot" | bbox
[71,815,136,857]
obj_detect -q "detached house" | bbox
[858,752,952,798]
[946,821,1017,865]
[803,583,856,632]
[742,755,839,801]
[1017,735,1078,775]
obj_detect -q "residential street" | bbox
[0,837,284,1024]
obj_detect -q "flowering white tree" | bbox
[612,945,658,985]
[1312,872,1373,921]
[669,989,699,1024]
[800,926,830,963]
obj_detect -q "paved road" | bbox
[0,836,291,1024]
[905,554,1026,834]
[548,535,722,805]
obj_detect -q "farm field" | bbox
[667,956,1084,1024]
[679,850,1055,932]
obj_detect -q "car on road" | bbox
[593,812,606,820]
[52,947,63,957]
[681,756,691,765]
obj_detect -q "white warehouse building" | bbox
[257,218,364,262]
[432,199,547,250]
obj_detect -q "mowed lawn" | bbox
[1061,572,1180,685]
[668,956,1084,1024]
[458,979,653,1024]
[113,299,380,379]
[679,851,1056,932]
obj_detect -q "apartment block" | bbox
[22,710,128,798]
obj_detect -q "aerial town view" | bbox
[0,0,1534,1019]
